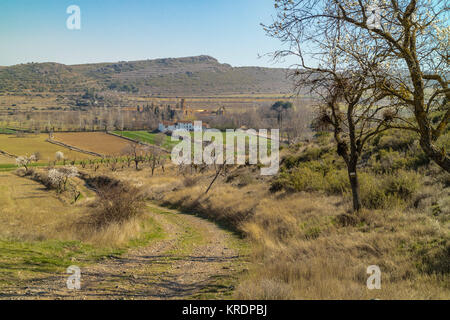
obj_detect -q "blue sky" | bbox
[0,0,293,67]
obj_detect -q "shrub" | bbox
[375,130,416,152]
[359,173,389,209]
[285,167,325,192]
[324,169,350,194]
[377,150,407,172]
[84,181,145,229]
[383,170,420,201]
[183,176,199,187]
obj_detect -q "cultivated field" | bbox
[52,132,134,156]
[113,131,177,150]
[113,130,271,151]
[0,134,93,164]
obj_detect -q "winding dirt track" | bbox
[1,204,248,300]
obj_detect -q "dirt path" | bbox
[1,204,248,300]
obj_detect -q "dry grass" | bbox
[0,170,153,248]
[0,172,85,241]
[140,165,449,300]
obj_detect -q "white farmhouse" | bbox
[158,121,209,132]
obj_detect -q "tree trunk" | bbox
[348,162,362,212]
[205,166,223,194]
[420,139,450,172]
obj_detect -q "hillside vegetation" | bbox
[139,128,449,299]
[0,56,291,96]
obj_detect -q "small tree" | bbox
[310,70,392,211]
[271,101,293,130]
[48,166,78,192]
[16,154,37,173]
[48,169,65,192]
[55,151,65,164]
[122,143,144,171]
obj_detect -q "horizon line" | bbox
[0,54,289,69]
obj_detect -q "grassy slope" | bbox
[138,127,449,299]
[0,172,164,289]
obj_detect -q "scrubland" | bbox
[126,129,449,300]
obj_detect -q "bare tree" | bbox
[312,68,395,211]
[266,0,449,172]
[122,143,144,171]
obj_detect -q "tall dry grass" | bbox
[143,164,449,300]
[7,169,151,248]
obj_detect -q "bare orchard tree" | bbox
[147,147,163,176]
[122,142,145,171]
[266,0,449,172]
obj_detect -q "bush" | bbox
[85,181,145,229]
[358,170,421,209]
[383,170,420,201]
[324,169,350,194]
[375,130,416,152]
[377,150,407,172]
[359,173,390,209]
[284,167,325,192]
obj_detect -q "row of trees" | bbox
[200,98,314,144]
[1,108,159,133]
[76,142,167,175]
[267,0,449,211]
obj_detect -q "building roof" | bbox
[160,120,209,127]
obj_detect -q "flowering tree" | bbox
[55,151,65,163]
[266,0,449,172]
[15,154,37,172]
[48,166,78,192]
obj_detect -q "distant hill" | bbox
[0,56,292,95]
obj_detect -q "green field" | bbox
[0,128,16,134]
[114,130,271,152]
[113,131,179,150]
